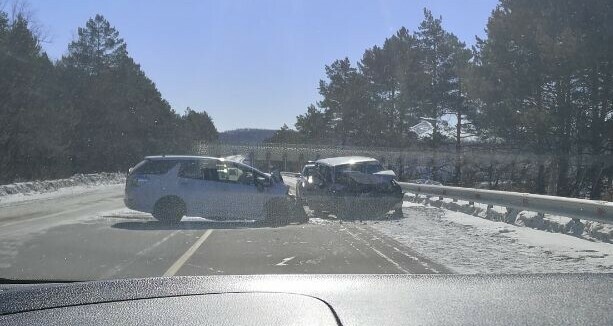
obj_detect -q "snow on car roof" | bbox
[315,156,379,167]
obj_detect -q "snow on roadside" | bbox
[410,194,613,242]
[0,173,125,205]
[367,204,613,274]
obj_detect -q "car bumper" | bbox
[123,194,153,213]
[304,193,402,213]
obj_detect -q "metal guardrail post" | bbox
[505,207,518,224]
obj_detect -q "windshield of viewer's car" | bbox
[0,0,612,282]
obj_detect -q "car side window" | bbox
[178,159,218,180]
[178,160,199,179]
[315,164,332,184]
[133,160,179,175]
[216,162,255,185]
[326,166,333,183]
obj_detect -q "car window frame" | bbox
[133,159,180,175]
[216,161,258,186]
[177,159,218,181]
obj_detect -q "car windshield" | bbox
[336,162,384,175]
[302,166,315,176]
[1,0,612,284]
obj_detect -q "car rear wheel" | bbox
[152,196,185,224]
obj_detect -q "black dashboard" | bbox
[1,274,611,325]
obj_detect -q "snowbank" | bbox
[0,173,125,200]
[405,193,613,242]
[366,203,613,274]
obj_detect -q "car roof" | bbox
[315,156,379,167]
[144,155,268,175]
[144,155,218,161]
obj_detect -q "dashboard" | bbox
[0,274,611,325]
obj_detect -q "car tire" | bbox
[265,198,290,226]
[152,196,185,224]
[290,200,309,224]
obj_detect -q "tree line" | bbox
[269,0,613,199]
[0,11,218,183]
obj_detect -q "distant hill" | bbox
[218,128,277,144]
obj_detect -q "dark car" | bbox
[297,156,403,219]
[295,162,316,199]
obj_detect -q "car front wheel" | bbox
[265,198,291,226]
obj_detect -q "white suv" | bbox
[124,155,302,224]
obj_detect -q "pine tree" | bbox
[295,104,331,144]
[318,58,372,145]
[416,9,470,146]
[0,12,68,182]
[59,14,215,172]
[471,0,613,197]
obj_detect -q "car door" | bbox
[176,159,227,218]
[218,162,271,220]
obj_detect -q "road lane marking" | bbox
[369,247,410,274]
[390,246,442,274]
[163,229,213,277]
[344,228,410,274]
[355,225,446,274]
[275,256,296,266]
[101,230,181,279]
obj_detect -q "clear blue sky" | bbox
[27,0,498,131]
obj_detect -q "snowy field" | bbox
[0,173,125,206]
[362,201,613,274]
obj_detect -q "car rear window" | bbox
[133,160,179,175]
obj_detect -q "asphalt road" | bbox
[0,184,449,281]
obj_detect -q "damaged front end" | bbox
[328,170,403,218]
[300,168,402,219]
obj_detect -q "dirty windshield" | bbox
[1,0,612,282]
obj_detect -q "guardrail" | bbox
[397,182,613,224]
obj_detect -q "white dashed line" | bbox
[163,229,213,276]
